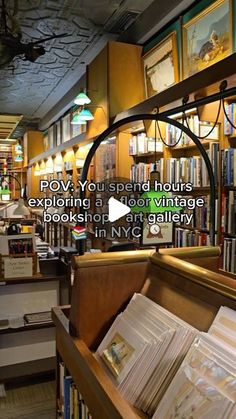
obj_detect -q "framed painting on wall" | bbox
[182,0,232,79]
[143,32,179,98]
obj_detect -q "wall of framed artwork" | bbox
[143,0,236,85]
[182,0,233,79]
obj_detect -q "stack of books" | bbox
[96,293,197,416]
[24,311,52,325]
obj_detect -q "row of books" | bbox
[166,115,199,146]
[222,191,236,235]
[95,142,116,181]
[59,362,92,419]
[221,148,236,186]
[130,160,164,183]
[129,133,163,155]
[224,102,236,136]
[96,294,236,417]
[174,227,214,247]
[177,196,218,231]
[223,237,236,274]
[166,142,219,185]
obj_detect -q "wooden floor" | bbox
[0,379,55,419]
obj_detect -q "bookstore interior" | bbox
[2,0,236,418]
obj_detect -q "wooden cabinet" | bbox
[23,130,44,167]
[0,259,69,381]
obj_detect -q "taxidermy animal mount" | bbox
[0,0,68,69]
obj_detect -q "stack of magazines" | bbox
[96,293,197,415]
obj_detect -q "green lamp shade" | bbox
[74,92,91,106]
[131,190,182,213]
[0,188,11,195]
[71,114,87,125]
[78,108,94,121]
[15,155,23,162]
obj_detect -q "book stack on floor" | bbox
[153,306,236,418]
[58,362,92,419]
[96,293,197,416]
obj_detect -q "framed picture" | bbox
[182,0,232,79]
[143,32,179,98]
[141,218,173,246]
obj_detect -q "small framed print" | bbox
[199,122,219,140]
[143,32,179,98]
[141,218,173,246]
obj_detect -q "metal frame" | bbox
[78,114,216,253]
[78,83,236,254]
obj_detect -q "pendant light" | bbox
[13,198,30,216]
[77,108,94,121]
[74,91,91,106]
[71,113,87,125]
[14,155,23,162]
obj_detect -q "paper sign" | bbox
[4,257,33,278]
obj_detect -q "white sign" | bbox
[4,257,33,279]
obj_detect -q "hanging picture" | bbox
[182,0,232,79]
[143,32,179,98]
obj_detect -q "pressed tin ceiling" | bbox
[0,114,22,141]
[0,0,154,122]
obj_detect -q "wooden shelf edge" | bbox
[52,306,147,419]
[28,133,87,166]
[0,321,54,335]
[114,53,236,123]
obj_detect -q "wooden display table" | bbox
[52,246,236,419]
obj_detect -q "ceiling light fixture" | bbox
[74,91,91,106]
[71,113,87,125]
[77,108,94,121]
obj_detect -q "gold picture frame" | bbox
[143,32,179,98]
[182,0,233,79]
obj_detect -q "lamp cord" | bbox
[156,117,183,148]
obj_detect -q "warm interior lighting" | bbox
[71,113,87,125]
[74,91,91,106]
[13,198,30,216]
[77,108,94,121]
